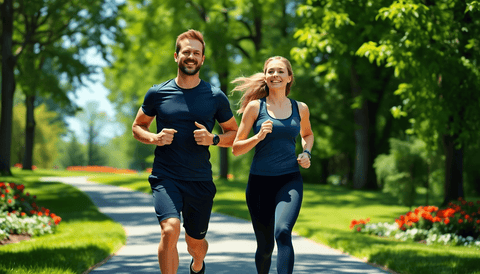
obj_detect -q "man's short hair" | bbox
[176,29,205,55]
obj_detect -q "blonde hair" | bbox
[232,56,294,114]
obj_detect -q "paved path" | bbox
[43,177,390,274]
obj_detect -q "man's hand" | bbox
[194,122,213,146]
[154,128,177,146]
[297,153,311,169]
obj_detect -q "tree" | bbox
[11,100,66,169]
[104,0,303,177]
[77,101,109,166]
[292,0,403,189]
[60,135,86,168]
[0,0,124,175]
[356,0,480,204]
[0,0,17,175]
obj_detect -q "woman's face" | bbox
[264,59,291,91]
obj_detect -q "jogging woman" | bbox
[232,56,314,274]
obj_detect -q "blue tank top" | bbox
[250,98,301,176]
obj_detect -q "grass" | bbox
[87,172,480,274]
[0,169,126,274]
[2,168,479,274]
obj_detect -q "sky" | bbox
[64,48,125,144]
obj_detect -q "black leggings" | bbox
[246,172,303,274]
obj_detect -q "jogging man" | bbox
[132,29,238,274]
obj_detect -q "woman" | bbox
[232,56,314,274]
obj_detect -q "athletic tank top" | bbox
[250,97,301,176]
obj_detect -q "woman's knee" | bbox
[275,226,292,245]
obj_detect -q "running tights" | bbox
[246,172,303,274]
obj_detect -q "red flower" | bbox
[444,218,450,225]
[458,219,464,224]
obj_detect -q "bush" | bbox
[350,197,480,248]
[0,182,62,242]
[374,138,429,207]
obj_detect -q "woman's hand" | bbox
[256,120,273,141]
[297,152,311,169]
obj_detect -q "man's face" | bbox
[174,39,205,76]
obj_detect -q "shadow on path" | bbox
[44,177,389,274]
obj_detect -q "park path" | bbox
[42,176,391,274]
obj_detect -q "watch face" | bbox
[213,135,220,145]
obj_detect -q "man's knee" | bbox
[160,218,181,240]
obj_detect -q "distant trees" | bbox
[0,0,124,175]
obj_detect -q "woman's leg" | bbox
[246,174,276,274]
[274,172,303,274]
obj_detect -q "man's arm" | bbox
[132,108,177,146]
[216,117,238,148]
[193,116,238,147]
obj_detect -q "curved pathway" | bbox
[43,176,390,274]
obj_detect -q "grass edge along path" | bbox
[86,171,480,274]
[0,169,126,274]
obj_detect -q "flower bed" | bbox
[66,166,137,174]
[0,182,62,243]
[350,198,480,248]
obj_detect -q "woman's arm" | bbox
[232,100,271,156]
[297,101,314,168]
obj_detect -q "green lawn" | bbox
[0,169,126,274]
[2,168,479,274]
[89,171,480,274]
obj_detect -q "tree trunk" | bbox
[442,134,464,206]
[0,0,16,176]
[219,72,230,179]
[23,95,36,170]
[350,65,378,189]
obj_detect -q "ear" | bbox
[174,52,178,63]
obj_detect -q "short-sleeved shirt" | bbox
[250,98,301,176]
[142,79,234,181]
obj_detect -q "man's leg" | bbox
[158,217,181,274]
[185,233,208,272]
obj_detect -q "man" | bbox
[132,29,238,274]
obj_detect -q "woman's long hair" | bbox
[232,56,294,114]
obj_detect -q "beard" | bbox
[178,59,202,76]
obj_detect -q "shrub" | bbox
[350,197,480,248]
[0,182,62,242]
[374,138,428,207]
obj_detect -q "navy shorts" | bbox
[148,175,217,239]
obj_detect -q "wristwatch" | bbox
[212,134,220,146]
[303,149,312,159]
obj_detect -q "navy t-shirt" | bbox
[250,98,301,176]
[142,79,234,181]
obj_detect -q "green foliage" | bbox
[11,102,66,169]
[374,138,429,207]
[58,135,86,168]
[356,0,480,149]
